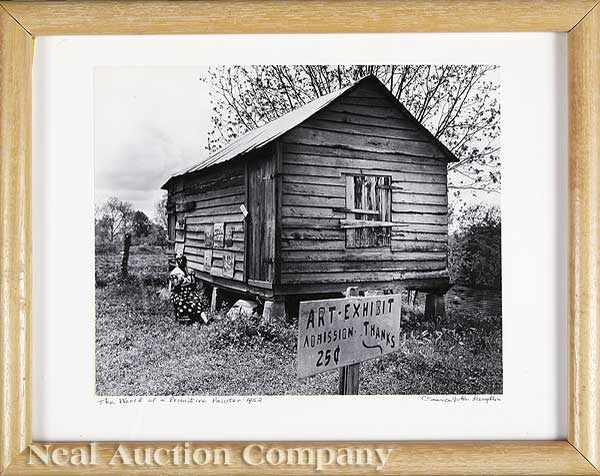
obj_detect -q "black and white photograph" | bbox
[94,65,501,396]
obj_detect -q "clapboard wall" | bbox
[277,81,449,287]
[170,162,246,283]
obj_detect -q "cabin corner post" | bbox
[243,160,249,284]
[0,8,34,473]
[568,3,600,469]
[273,142,283,287]
[258,143,287,322]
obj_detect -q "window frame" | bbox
[343,173,393,249]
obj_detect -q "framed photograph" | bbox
[224,224,234,248]
[222,252,235,279]
[1,1,599,475]
[204,223,214,248]
[213,222,224,249]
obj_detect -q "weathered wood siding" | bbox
[278,82,449,286]
[171,162,246,282]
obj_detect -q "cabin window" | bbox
[343,174,392,248]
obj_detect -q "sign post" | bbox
[296,287,402,394]
[339,287,360,395]
[338,362,360,395]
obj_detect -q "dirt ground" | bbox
[95,247,502,396]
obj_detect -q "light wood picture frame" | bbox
[1,1,599,474]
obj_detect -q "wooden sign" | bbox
[175,218,186,243]
[204,224,213,248]
[224,224,234,247]
[222,252,235,278]
[297,294,402,378]
[213,222,224,248]
[203,249,212,271]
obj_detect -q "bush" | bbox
[449,204,501,289]
[207,311,296,351]
[136,224,168,247]
[95,242,118,254]
[135,244,164,254]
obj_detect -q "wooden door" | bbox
[246,157,275,285]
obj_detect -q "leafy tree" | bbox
[206,65,500,196]
[448,204,501,289]
[148,223,168,246]
[132,210,152,238]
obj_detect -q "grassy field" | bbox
[96,247,502,396]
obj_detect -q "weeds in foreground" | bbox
[207,311,296,351]
[95,249,502,396]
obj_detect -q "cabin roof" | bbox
[162,74,458,189]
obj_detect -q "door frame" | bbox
[244,149,277,288]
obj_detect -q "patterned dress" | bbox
[169,266,204,323]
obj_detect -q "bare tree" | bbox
[98,197,134,243]
[206,65,500,196]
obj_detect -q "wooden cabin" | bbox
[162,75,457,318]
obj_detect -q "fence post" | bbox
[339,286,360,395]
[120,232,131,278]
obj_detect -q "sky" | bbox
[94,66,499,222]
[94,67,210,218]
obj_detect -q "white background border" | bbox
[32,33,567,441]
